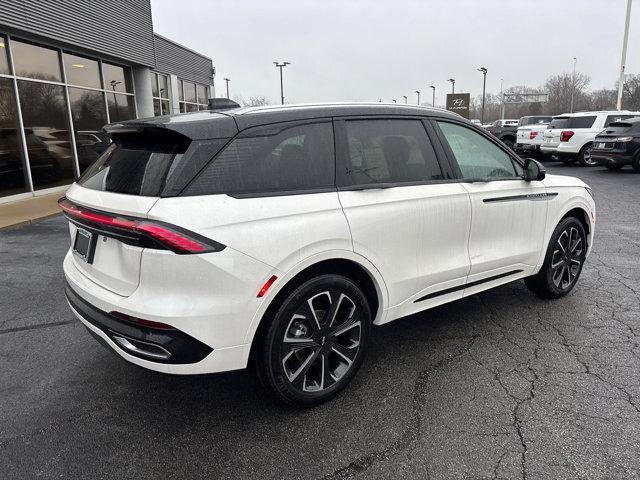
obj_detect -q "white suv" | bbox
[541,111,640,166]
[61,103,596,407]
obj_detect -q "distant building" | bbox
[0,0,215,202]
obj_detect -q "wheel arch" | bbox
[244,252,388,355]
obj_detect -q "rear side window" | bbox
[437,121,518,179]
[604,114,639,127]
[341,119,443,186]
[183,121,334,196]
[78,134,188,196]
[565,116,596,128]
[548,117,569,129]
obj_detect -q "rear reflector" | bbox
[58,198,225,254]
[110,311,175,330]
[257,275,278,298]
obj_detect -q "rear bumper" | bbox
[591,151,635,166]
[515,143,539,152]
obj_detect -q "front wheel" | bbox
[578,144,596,167]
[255,275,371,407]
[525,217,587,299]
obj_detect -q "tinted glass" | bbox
[438,122,517,179]
[158,74,169,99]
[153,98,161,116]
[519,116,552,126]
[12,40,61,81]
[183,81,196,103]
[79,138,188,196]
[161,100,170,115]
[343,119,442,185]
[107,93,136,122]
[565,116,596,128]
[197,84,207,104]
[18,80,74,189]
[184,122,334,195]
[179,80,184,101]
[151,73,159,97]
[0,78,30,197]
[548,117,569,129]
[63,53,101,88]
[604,114,639,127]
[0,36,9,74]
[68,87,109,173]
[103,63,132,93]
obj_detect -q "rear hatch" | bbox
[542,116,569,148]
[593,121,635,150]
[62,122,234,296]
[516,127,532,144]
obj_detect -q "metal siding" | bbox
[0,0,155,66]
[154,35,213,85]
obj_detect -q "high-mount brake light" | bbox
[58,198,224,254]
[560,130,574,142]
[529,131,538,140]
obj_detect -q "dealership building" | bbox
[0,0,215,203]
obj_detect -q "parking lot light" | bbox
[415,90,420,105]
[478,67,487,124]
[429,85,436,107]
[274,61,291,105]
[448,78,455,94]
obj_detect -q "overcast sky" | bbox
[151,0,638,105]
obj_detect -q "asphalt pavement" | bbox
[1,163,639,479]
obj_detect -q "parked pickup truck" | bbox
[515,116,553,157]
[485,119,519,149]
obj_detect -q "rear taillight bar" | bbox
[560,130,574,142]
[529,131,538,140]
[58,198,225,254]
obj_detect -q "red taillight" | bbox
[110,311,174,330]
[560,130,574,142]
[58,198,224,254]
[529,131,538,140]
[257,275,278,298]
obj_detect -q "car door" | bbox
[433,120,549,294]
[335,117,472,323]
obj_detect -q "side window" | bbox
[342,119,443,186]
[183,122,334,195]
[437,122,518,179]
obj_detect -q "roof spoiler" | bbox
[208,98,241,110]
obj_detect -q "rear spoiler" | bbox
[208,98,241,110]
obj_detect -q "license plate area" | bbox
[73,227,97,264]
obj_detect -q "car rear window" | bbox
[78,131,190,196]
[604,114,640,127]
[518,117,552,126]
[548,117,569,129]
[564,116,597,128]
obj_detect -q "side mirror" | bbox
[523,158,545,181]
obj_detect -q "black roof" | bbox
[105,103,461,140]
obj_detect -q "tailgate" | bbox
[64,184,158,296]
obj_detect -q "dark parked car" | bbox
[485,119,518,149]
[591,118,640,171]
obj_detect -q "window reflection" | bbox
[107,93,136,122]
[17,80,75,189]
[63,53,101,89]
[0,78,29,197]
[103,63,132,93]
[12,40,62,81]
[0,36,9,74]
[183,81,196,103]
[68,87,109,173]
[197,84,207,104]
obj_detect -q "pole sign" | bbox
[446,93,471,119]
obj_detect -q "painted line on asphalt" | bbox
[0,319,76,335]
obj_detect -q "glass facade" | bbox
[179,79,208,112]
[151,72,170,116]
[0,34,138,198]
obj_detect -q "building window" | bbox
[178,79,208,112]
[0,35,9,74]
[0,78,30,197]
[103,62,136,123]
[11,39,62,81]
[63,52,101,89]
[68,87,109,173]
[151,72,170,116]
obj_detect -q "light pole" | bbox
[478,67,487,124]
[448,78,455,94]
[429,85,435,107]
[616,0,633,110]
[273,61,290,105]
[570,57,577,113]
[223,77,230,99]
[402,95,408,104]
[415,90,420,105]
[500,77,505,120]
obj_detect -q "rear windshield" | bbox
[518,116,552,126]
[604,114,640,127]
[78,132,190,196]
[565,116,597,128]
[548,117,569,129]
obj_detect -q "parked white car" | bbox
[515,116,553,156]
[60,103,596,407]
[541,111,640,166]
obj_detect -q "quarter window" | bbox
[342,119,443,186]
[184,122,335,195]
[437,122,518,179]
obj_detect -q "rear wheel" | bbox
[633,152,640,172]
[578,143,596,167]
[255,274,371,408]
[501,137,515,150]
[525,217,587,299]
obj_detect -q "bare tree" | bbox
[590,88,617,111]
[233,95,271,107]
[622,75,640,111]
[544,72,590,114]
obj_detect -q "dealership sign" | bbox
[446,93,471,119]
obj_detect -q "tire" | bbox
[501,137,515,150]
[605,164,623,171]
[525,217,587,299]
[255,274,371,408]
[633,152,640,173]
[578,143,596,167]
